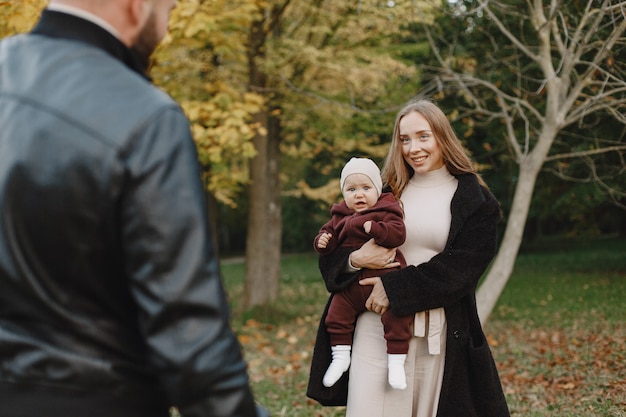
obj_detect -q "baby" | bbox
[314,157,411,390]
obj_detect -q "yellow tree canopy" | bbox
[152,0,265,207]
[0,0,46,36]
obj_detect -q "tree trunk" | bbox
[206,189,220,254]
[243,109,282,308]
[477,128,559,322]
[242,17,282,309]
[476,163,537,323]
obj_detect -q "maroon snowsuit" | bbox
[314,192,411,354]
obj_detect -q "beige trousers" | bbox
[346,311,447,417]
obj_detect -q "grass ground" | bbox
[220,237,625,417]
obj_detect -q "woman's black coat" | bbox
[307,174,510,417]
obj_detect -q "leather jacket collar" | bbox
[32,9,150,80]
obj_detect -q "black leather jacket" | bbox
[0,10,263,417]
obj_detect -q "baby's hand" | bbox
[363,221,372,234]
[317,232,332,249]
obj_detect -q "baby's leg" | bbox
[324,282,369,346]
[381,311,413,390]
[323,283,369,387]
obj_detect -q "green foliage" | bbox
[281,195,326,253]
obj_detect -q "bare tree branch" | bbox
[475,0,541,62]
[562,2,626,117]
[545,145,626,162]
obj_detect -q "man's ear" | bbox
[126,0,149,25]
[126,0,150,41]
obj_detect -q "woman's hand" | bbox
[349,238,399,270]
[360,277,389,315]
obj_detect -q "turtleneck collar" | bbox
[31,9,151,81]
[408,165,456,188]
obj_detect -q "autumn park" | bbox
[2,0,625,416]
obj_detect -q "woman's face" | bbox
[399,111,444,174]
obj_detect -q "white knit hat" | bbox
[340,157,383,197]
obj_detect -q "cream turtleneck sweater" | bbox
[399,166,458,355]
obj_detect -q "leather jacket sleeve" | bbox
[120,107,264,417]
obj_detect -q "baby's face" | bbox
[342,173,379,213]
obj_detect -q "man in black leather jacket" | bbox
[0,1,266,416]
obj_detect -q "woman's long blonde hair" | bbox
[381,99,487,199]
